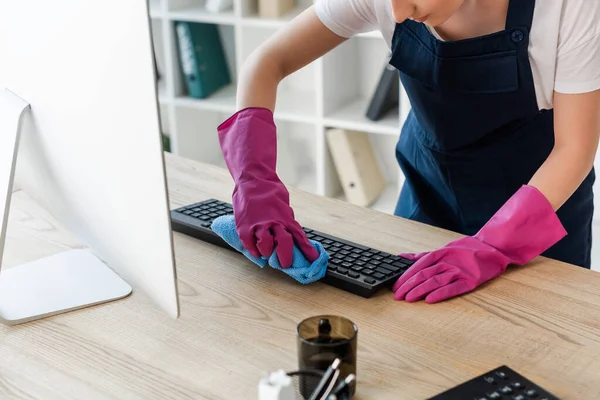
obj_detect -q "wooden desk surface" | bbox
[1,152,600,400]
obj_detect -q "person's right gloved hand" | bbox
[217,107,319,269]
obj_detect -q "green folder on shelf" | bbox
[174,21,231,99]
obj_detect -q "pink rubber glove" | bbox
[217,107,319,268]
[392,185,567,303]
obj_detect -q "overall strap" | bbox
[505,0,536,31]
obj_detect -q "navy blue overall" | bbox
[390,0,594,269]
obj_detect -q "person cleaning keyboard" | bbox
[216,0,600,303]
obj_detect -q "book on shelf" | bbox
[258,0,296,18]
[174,21,231,99]
[326,128,386,207]
[365,55,399,121]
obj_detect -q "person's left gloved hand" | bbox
[392,185,568,304]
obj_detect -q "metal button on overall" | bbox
[511,30,524,42]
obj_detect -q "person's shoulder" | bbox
[556,0,600,55]
[314,0,395,45]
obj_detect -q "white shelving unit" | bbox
[150,0,411,215]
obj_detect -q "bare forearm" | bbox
[236,50,282,111]
[528,144,596,210]
[528,90,600,210]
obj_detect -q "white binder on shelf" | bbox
[326,128,386,207]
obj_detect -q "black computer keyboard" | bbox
[170,198,415,298]
[428,365,560,400]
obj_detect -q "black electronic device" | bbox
[170,198,415,298]
[428,365,560,400]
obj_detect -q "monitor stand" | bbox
[0,88,132,326]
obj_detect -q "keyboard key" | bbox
[192,207,202,212]
[328,265,337,272]
[183,210,194,215]
[364,277,376,284]
[330,258,343,265]
[342,245,353,251]
[383,258,395,264]
[512,395,526,400]
[483,376,495,384]
[191,213,201,217]
[348,271,360,278]
[370,260,382,266]
[500,386,513,394]
[337,268,348,275]
[313,236,324,242]
[511,382,523,390]
[373,272,385,280]
[201,222,211,228]
[362,252,374,258]
[362,269,374,276]
[351,248,363,254]
[373,255,384,261]
[355,261,366,266]
[524,389,538,397]
[375,267,393,276]
[209,213,219,218]
[339,250,351,256]
[392,261,408,268]
[351,266,363,272]
[380,263,400,272]
[323,239,334,245]
[486,392,501,399]
[341,262,352,269]
[495,371,508,380]
[359,256,371,263]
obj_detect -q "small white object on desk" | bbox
[258,370,296,400]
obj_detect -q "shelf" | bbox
[172,84,316,123]
[168,7,236,24]
[148,0,411,211]
[293,175,318,194]
[336,184,400,215]
[157,80,168,103]
[369,184,400,214]
[149,0,163,17]
[324,98,400,136]
[174,83,237,112]
[273,89,317,123]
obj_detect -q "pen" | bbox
[327,374,355,400]
[308,358,341,400]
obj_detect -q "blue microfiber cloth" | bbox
[210,215,329,284]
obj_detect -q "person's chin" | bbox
[425,14,451,27]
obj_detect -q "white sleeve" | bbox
[554,0,600,94]
[314,0,378,38]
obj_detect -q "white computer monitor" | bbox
[0,0,179,325]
